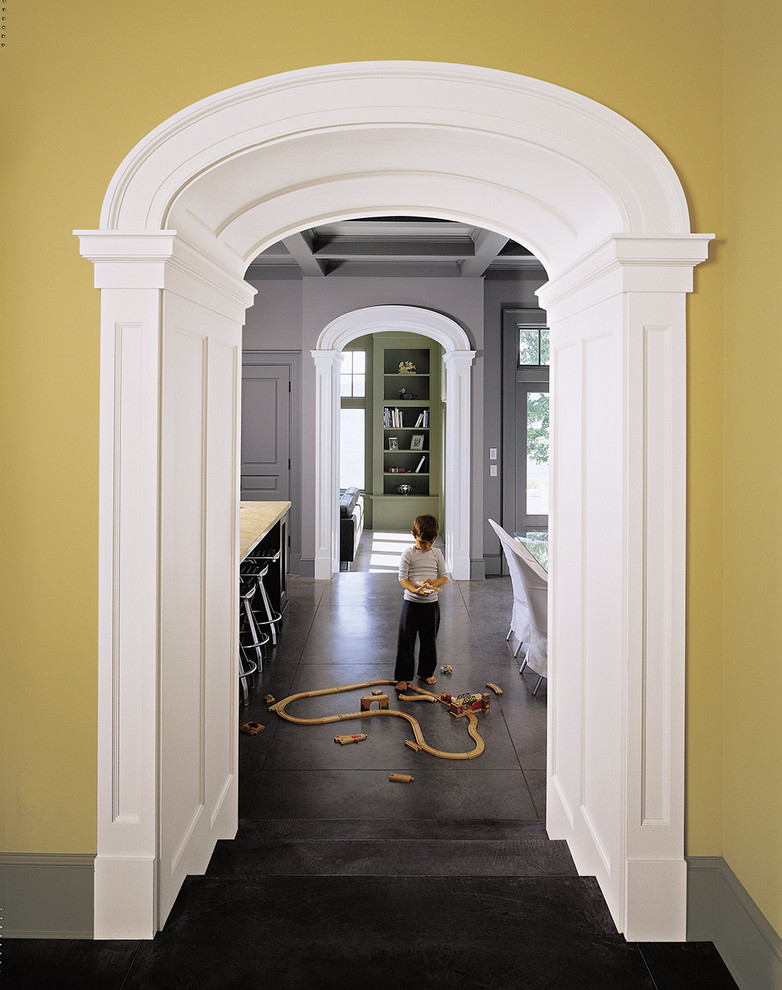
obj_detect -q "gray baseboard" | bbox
[688,856,782,989]
[0,853,94,938]
[470,557,486,580]
[483,552,503,576]
[298,557,315,578]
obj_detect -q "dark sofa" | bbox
[339,487,364,567]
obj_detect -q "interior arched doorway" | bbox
[313,306,474,580]
[76,61,712,941]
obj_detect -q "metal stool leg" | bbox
[244,554,283,647]
[257,573,281,646]
[240,583,268,672]
[238,645,258,708]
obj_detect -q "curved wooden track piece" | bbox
[271,679,485,760]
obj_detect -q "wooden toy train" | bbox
[440,691,491,716]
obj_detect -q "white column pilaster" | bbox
[76,230,255,938]
[442,350,475,580]
[311,349,344,579]
[539,233,712,941]
[76,232,176,938]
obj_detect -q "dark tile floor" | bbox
[3,530,737,988]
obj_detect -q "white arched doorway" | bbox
[76,61,712,941]
[313,306,475,580]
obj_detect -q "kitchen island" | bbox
[240,500,290,614]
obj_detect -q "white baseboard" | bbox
[94,854,156,939]
[688,856,782,989]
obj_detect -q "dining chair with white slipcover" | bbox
[488,518,548,696]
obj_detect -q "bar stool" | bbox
[243,551,283,647]
[238,644,258,708]
[240,578,269,673]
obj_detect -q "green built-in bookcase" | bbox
[371,332,442,530]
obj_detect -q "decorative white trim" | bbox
[75,61,713,940]
[98,62,692,276]
[314,306,474,579]
[441,350,476,579]
[542,238,709,941]
[310,349,344,579]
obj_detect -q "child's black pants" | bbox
[395,600,440,682]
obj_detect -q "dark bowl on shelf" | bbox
[396,484,415,495]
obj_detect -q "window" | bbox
[503,310,550,536]
[519,326,550,367]
[340,348,368,490]
[525,391,549,516]
[340,407,365,490]
[340,350,366,397]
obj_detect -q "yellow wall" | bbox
[723,0,782,933]
[2,0,730,905]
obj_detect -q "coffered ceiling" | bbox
[244,217,545,280]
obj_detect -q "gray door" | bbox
[241,364,290,500]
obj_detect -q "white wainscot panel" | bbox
[549,339,583,828]
[582,330,623,879]
[161,327,207,878]
[205,338,239,829]
[642,324,675,824]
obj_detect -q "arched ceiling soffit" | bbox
[101,61,692,278]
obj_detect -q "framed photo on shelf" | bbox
[388,437,399,451]
[410,434,425,451]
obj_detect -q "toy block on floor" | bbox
[360,693,389,711]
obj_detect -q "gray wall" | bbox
[242,272,546,575]
[244,279,303,349]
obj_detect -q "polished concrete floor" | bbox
[5,531,737,988]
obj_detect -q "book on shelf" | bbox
[385,407,428,429]
[414,455,426,474]
[383,407,405,428]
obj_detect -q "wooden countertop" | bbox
[239,501,290,561]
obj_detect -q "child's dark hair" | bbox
[412,514,439,545]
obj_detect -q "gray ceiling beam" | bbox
[313,239,473,259]
[281,232,327,276]
[459,230,509,277]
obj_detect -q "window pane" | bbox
[540,329,550,365]
[519,328,540,365]
[340,376,352,397]
[340,408,365,490]
[342,351,353,373]
[353,374,365,398]
[352,351,365,374]
[526,392,549,516]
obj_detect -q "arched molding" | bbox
[75,60,714,943]
[97,61,693,277]
[312,306,475,579]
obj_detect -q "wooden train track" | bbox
[269,679,486,760]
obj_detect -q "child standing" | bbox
[395,514,449,691]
